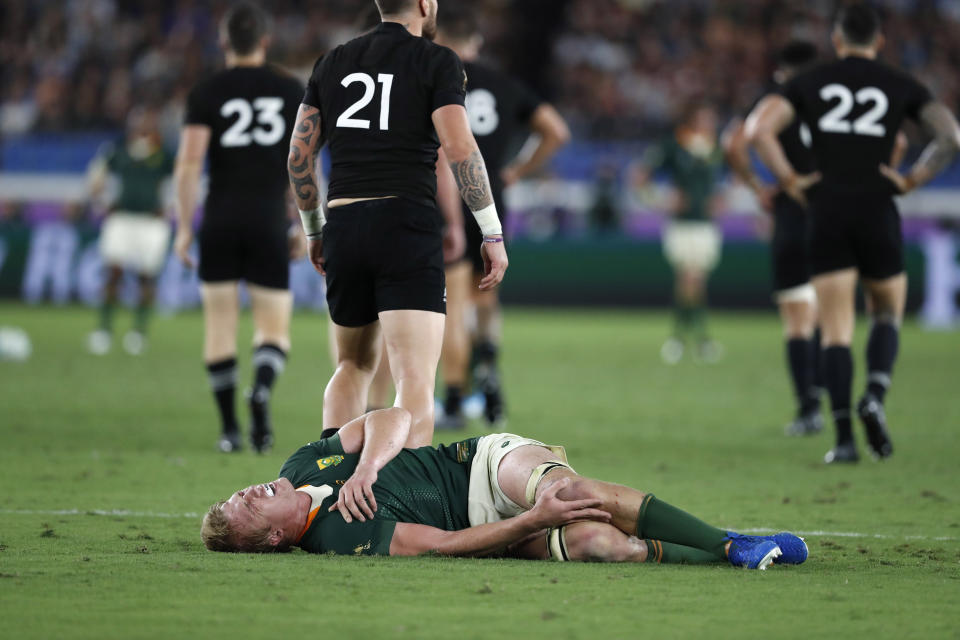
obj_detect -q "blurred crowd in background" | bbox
[4,0,960,143]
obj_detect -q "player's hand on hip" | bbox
[329,464,378,523]
[782,172,821,207]
[528,478,611,529]
[307,235,326,276]
[443,224,466,263]
[174,227,195,269]
[879,164,915,194]
[478,238,508,291]
[753,184,776,214]
[288,227,307,261]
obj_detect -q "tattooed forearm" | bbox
[911,102,960,184]
[288,105,323,209]
[450,150,494,211]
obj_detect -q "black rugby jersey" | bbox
[303,22,467,208]
[751,85,816,176]
[463,61,542,199]
[185,66,303,209]
[783,56,932,196]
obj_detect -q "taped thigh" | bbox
[546,526,570,562]
[525,461,573,505]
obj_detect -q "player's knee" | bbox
[556,476,599,502]
[334,359,378,381]
[564,523,626,563]
[871,309,900,326]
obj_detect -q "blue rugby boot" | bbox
[726,532,782,570]
[761,532,808,565]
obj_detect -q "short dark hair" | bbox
[836,3,881,46]
[439,5,479,42]
[356,4,383,32]
[778,40,818,70]
[224,2,269,55]
[676,101,713,128]
[375,0,416,16]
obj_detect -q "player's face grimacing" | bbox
[221,477,298,537]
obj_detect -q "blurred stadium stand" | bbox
[1,0,959,323]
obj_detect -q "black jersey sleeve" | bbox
[302,55,328,110]
[184,82,213,127]
[781,75,805,113]
[429,46,467,111]
[903,76,934,120]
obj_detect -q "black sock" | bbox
[474,340,501,393]
[808,328,824,408]
[476,340,498,366]
[786,338,814,413]
[251,344,287,402]
[444,385,463,416]
[673,304,691,337]
[866,320,899,404]
[207,358,238,434]
[822,346,854,445]
[250,344,287,431]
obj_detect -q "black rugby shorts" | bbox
[808,192,904,280]
[771,193,812,291]
[324,198,446,327]
[198,203,289,290]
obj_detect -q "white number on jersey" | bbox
[336,73,394,130]
[817,84,889,137]
[220,97,286,148]
[799,123,812,148]
[465,88,500,136]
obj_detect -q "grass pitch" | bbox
[0,304,958,639]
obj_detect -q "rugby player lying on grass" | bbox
[202,408,807,569]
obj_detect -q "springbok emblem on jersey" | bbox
[316,455,345,471]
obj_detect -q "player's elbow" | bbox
[550,120,572,147]
[286,149,305,178]
[441,138,478,165]
[744,122,766,147]
[534,106,572,147]
[376,406,412,431]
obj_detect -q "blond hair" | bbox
[201,501,275,553]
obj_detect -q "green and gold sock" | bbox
[98,302,115,333]
[134,304,151,335]
[636,494,728,558]
[645,539,724,564]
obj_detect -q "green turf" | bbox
[0,303,957,639]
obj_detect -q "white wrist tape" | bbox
[299,207,326,237]
[471,203,502,237]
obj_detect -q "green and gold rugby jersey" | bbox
[645,136,724,221]
[102,140,175,215]
[279,435,479,555]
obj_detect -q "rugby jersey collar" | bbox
[295,484,332,543]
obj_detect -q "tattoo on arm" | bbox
[450,150,494,211]
[288,105,323,210]
[912,102,960,182]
